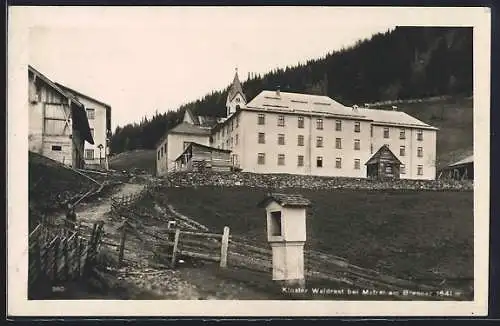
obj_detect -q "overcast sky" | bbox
[27,7,400,130]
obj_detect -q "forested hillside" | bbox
[110,26,472,155]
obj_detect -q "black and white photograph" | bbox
[8,6,491,317]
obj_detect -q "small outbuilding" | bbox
[439,155,473,180]
[174,142,233,172]
[365,144,402,180]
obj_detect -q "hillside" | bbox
[28,152,98,231]
[161,186,473,292]
[110,26,472,157]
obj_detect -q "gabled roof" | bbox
[28,65,94,144]
[258,193,311,208]
[168,122,212,136]
[448,155,473,167]
[55,83,111,109]
[246,90,369,120]
[365,144,402,166]
[245,90,438,129]
[360,107,437,130]
[29,65,84,108]
[227,70,246,102]
[184,107,223,128]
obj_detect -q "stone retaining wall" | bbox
[162,171,473,191]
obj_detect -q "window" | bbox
[335,157,342,169]
[278,134,285,145]
[297,155,304,167]
[231,120,234,131]
[183,141,190,149]
[258,153,265,165]
[236,115,239,128]
[157,151,160,160]
[335,120,342,131]
[222,128,225,137]
[235,134,239,145]
[316,136,323,148]
[236,97,240,103]
[51,145,62,151]
[335,138,342,149]
[161,147,164,157]
[85,149,94,160]
[417,147,423,157]
[90,128,95,139]
[400,129,406,140]
[226,139,230,148]
[316,118,323,130]
[383,127,390,138]
[370,125,373,137]
[370,143,374,154]
[278,154,285,166]
[316,156,323,168]
[385,166,393,174]
[354,139,360,150]
[354,159,360,170]
[400,146,406,156]
[258,132,265,144]
[298,116,305,128]
[400,164,406,175]
[270,211,282,236]
[297,135,304,146]
[354,121,361,133]
[277,115,285,127]
[417,165,423,176]
[86,108,95,119]
[258,113,265,125]
[417,129,423,141]
[230,137,233,148]
[164,144,167,153]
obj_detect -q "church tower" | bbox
[226,68,247,117]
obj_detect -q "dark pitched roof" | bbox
[227,70,246,102]
[365,144,402,166]
[169,122,212,136]
[258,193,311,208]
[55,83,111,109]
[56,82,112,133]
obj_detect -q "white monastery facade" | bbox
[156,70,438,180]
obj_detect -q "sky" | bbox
[27,7,400,130]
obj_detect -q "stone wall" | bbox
[161,171,473,191]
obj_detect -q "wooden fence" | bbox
[28,221,105,288]
[116,222,230,268]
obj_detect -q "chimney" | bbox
[352,104,359,112]
[392,105,398,111]
[276,86,280,97]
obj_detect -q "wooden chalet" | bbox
[174,142,233,172]
[365,144,402,180]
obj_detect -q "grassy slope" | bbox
[109,149,156,174]
[112,97,473,173]
[164,187,473,284]
[29,152,102,232]
[391,97,473,169]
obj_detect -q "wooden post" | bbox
[52,238,59,281]
[77,237,83,277]
[171,229,181,268]
[63,238,69,281]
[220,226,230,268]
[118,225,127,266]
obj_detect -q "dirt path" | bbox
[57,179,274,300]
